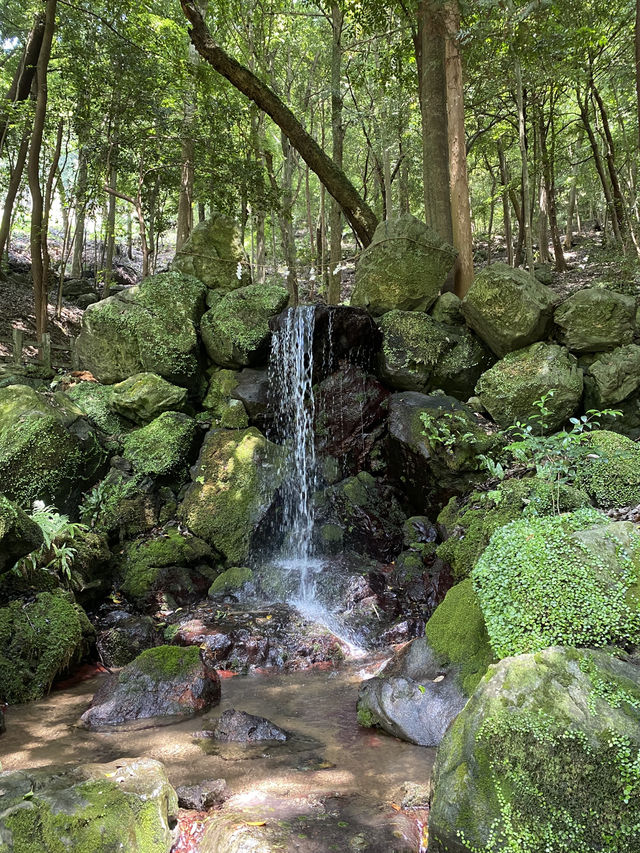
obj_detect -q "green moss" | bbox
[0,590,92,704]
[121,529,212,600]
[122,411,197,478]
[131,644,201,680]
[473,509,640,658]
[66,382,128,435]
[79,472,155,538]
[357,705,376,728]
[577,430,640,508]
[208,566,252,595]
[425,579,494,695]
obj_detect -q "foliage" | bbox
[12,503,89,589]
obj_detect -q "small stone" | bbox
[176,779,228,810]
[211,709,288,742]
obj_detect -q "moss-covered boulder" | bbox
[430,291,464,325]
[178,427,285,564]
[461,262,557,356]
[429,647,640,853]
[79,470,159,541]
[585,344,640,407]
[172,214,251,291]
[554,287,636,353]
[201,368,248,428]
[473,509,640,658]
[110,373,187,424]
[208,566,253,597]
[0,757,178,853]
[76,272,206,388]
[0,494,43,571]
[200,283,289,368]
[377,310,493,398]
[0,385,104,508]
[475,342,583,430]
[66,381,130,435]
[576,429,640,508]
[351,214,457,315]
[0,589,93,704]
[437,479,591,580]
[80,645,221,728]
[122,412,198,481]
[120,528,214,605]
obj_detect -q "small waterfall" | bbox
[268,306,317,598]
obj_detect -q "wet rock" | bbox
[0,758,178,852]
[176,779,228,810]
[351,214,457,315]
[110,372,187,424]
[403,516,437,548]
[80,645,221,729]
[201,368,247,428]
[172,214,251,291]
[96,610,159,667]
[585,343,640,406]
[229,367,270,426]
[211,709,288,742]
[208,567,253,598]
[79,468,161,540]
[462,262,556,356]
[554,287,636,352]
[0,493,43,571]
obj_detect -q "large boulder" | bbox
[76,272,206,388]
[585,344,640,407]
[109,373,187,424]
[122,412,199,481]
[201,283,289,368]
[80,645,221,729]
[429,647,640,853]
[0,758,178,852]
[178,427,285,564]
[0,385,104,508]
[202,368,247,428]
[172,214,251,291]
[461,262,556,356]
[473,509,640,658]
[66,381,131,435]
[0,589,93,704]
[351,214,457,315]
[0,494,43,571]
[475,342,583,430]
[576,430,640,508]
[554,287,636,352]
[377,310,493,398]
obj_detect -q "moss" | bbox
[0,590,92,704]
[577,430,640,508]
[79,471,156,539]
[110,372,187,425]
[425,579,494,695]
[130,644,201,680]
[202,368,242,426]
[357,705,376,728]
[66,381,129,435]
[208,566,252,595]
[134,271,206,324]
[121,529,212,601]
[122,411,197,479]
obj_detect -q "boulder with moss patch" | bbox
[575,429,640,508]
[79,470,160,541]
[122,412,198,483]
[585,344,640,407]
[208,567,253,597]
[0,493,43,571]
[200,283,289,368]
[201,369,248,428]
[461,262,556,357]
[351,214,457,316]
[437,479,590,580]
[0,757,178,853]
[110,373,187,424]
[429,646,640,853]
[473,509,640,658]
[172,214,251,291]
[475,342,583,430]
[178,427,285,564]
[66,380,131,436]
[554,288,636,353]
[80,645,221,728]
[76,272,206,389]
[0,589,93,704]
[430,291,464,325]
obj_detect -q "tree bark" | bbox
[328,2,344,305]
[71,150,88,278]
[0,12,46,156]
[0,119,30,264]
[497,139,513,266]
[636,0,640,148]
[180,0,377,246]
[590,76,627,240]
[537,103,566,270]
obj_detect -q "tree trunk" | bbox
[0,12,46,156]
[636,0,640,148]
[538,104,566,270]
[443,0,473,296]
[42,118,64,292]
[328,2,344,305]
[497,139,513,266]
[27,0,57,348]
[71,150,87,278]
[590,77,628,240]
[103,151,118,295]
[180,0,377,246]
[0,120,30,264]
[414,0,453,243]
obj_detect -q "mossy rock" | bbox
[585,344,640,407]
[0,589,93,704]
[576,429,640,508]
[200,283,289,368]
[0,493,43,571]
[0,385,104,508]
[66,381,131,435]
[473,509,640,658]
[202,369,247,428]
[554,287,636,353]
[208,566,252,596]
[437,479,591,580]
[178,427,285,564]
[424,578,494,695]
[172,214,251,291]
[430,291,464,325]
[122,412,198,481]
[76,272,206,389]
[110,373,187,424]
[351,214,457,315]
[120,529,213,603]
[79,471,159,540]
[0,758,178,853]
[461,262,557,356]
[475,341,583,430]
[429,647,640,853]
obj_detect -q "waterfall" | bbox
[268,306,317,598]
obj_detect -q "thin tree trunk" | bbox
[328,2,344,305]
[103,152,118,296]
[0,120,30,264]
[71,150,87,278]
[0,12,46,156]
[497,139,513,266]
[590,76,629,245]
[41,118,64,293]
[538,104,566,270]
[635,0,640,149]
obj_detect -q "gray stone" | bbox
[586,344,640,406]
[211,709,288,742]
[554,288,636,353]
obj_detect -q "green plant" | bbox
[420,409,479,452]
[13,503,89,589]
